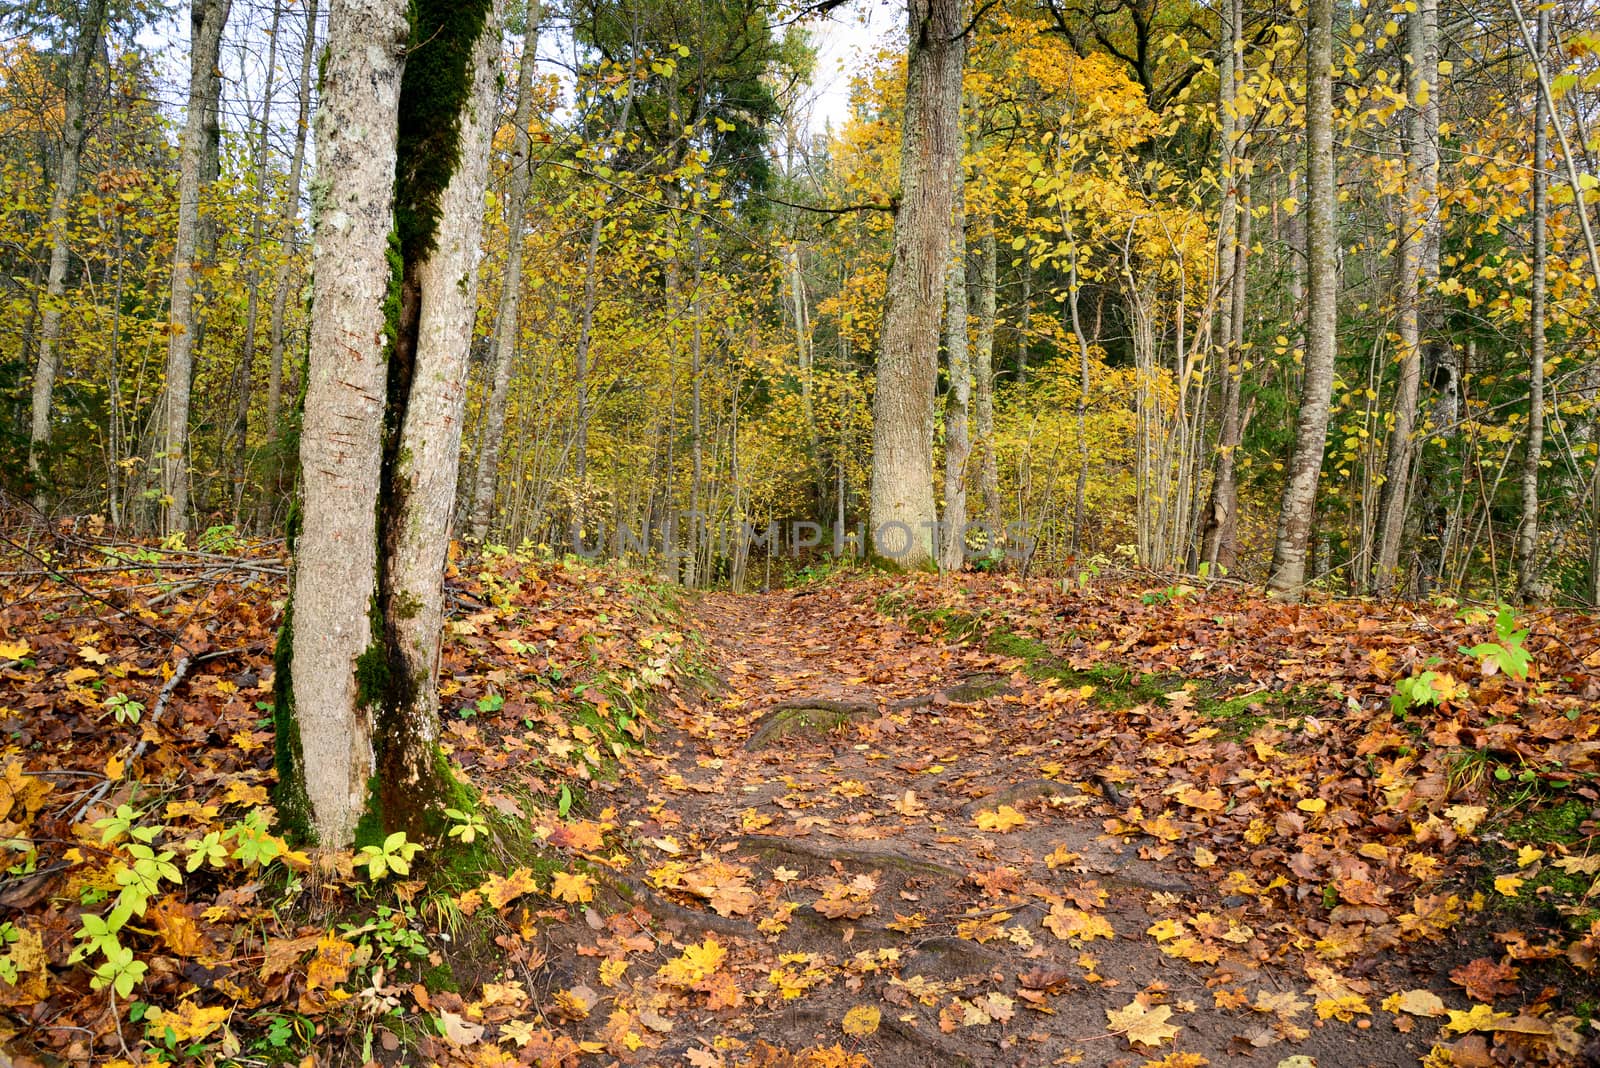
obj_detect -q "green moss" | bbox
[984,629,1169,709]
[1504,799,1591,844]
[1200,691,1274,738]
[422,962,458,994]
[394,0,495,264]
[270,599,314,845]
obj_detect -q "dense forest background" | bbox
[2,0,1598,601]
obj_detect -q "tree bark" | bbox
[869,0,966,569]
[284,0,410,846]
[1200,0,1244,572]
[940,159,970,571]
[1266,0,1336,599]
[1202,175,1250,571]
[1371,0,1439,593]
[260,0,318,527]
[27,0,109,502]
[1515,9,1549,602]
[377,0,503,839]
[231,0,283,525]
[466,6,541,543]
[158,0,232,536]
[973,211,1002,536]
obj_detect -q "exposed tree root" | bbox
[736,833,966,879]
[597,872,762,940]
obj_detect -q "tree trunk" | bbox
[1266,0,1336,599]
[1202,174,1250,571]
[27,0,109,502]
[1371,0,1438,593]
[1017,255,1030,386]
[158,0,232,536]
[231,0,283,525]
[1200,0,1243,572]
[973,211,1002,537]
[376,0,503,839]
[466,7,541,543]
[260,0,318,528]
[940,160,970,571]
[281,0,411,846]
[869,0,966,569]
[1515,9,1549,602]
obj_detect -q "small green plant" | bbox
[1140,583,1196,606]
[196,523,244,553]
[357,831,422,881]
[1461,604,1531,681]
[444,807,487,844]
[104,692,145,725]
[0,921,21,984]
[1391,670,1447,718]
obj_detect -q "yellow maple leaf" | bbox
[1044,904,1114,942]
[974,805,1029,832]
[550,870,595,904]
[841,1004,881,1037]
[1493,874,1524,897]
[1105,1000,1180,1048]
[1444,1004,1510,1034]
[0,639,30,660]
[1314,995,1370,1021]
[659,937,727,987]
[1381,989,1446,1018]
[598,958,629,988]
[222,781,270,806]
[481,867,540,909]
[150,1001,228,1042]
[1444,804,1487,834]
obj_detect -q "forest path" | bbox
[583,583,1446,1067]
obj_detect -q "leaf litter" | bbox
[0,541,1596,1066]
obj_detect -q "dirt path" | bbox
[578,586,1447,1067]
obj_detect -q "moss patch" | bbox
[746,701,872,750]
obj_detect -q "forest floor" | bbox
[1,537,1599,1067]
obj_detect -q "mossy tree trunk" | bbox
[374,0,504,840]
[277,0,503,847]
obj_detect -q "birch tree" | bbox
[1515,8,1549,602]
[869,0,966,569]
[1266,0,1335,599]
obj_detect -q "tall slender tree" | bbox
[26,0,110,501]
[869,0,966,569]
[467,4,541,543]
[1515,8,1549,602]
[940,149,970,571]
[1266,0,1335,598]
[1371,0,1440,593]
[157,0,232,535]
[260,0,318,525]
